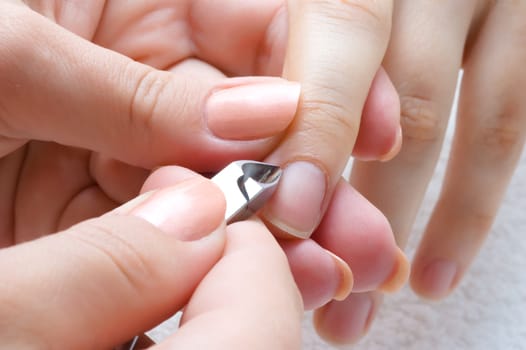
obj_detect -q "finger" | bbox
[351,1,477,248]
[158,219,303,350]
[312,180,409,294]
[92,0,285,75]
[280,238,353,310]
[190,1,402,160]
[89,153,150,204]
[345,2,477,343]
[13,142,97,240]
[314,291,384,345]
[0,171,226,349]
[353,68,402,162]
[278,177,411,311]
[312,182,410,344]
[262,0,394,238]
[411,1,526,299]
[140,165,209,193]
[0,147,26,247]
[0,3,300,169]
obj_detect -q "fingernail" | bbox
[416,259,457,300]
[206,79,300,140]
[263,161,327,238]
[314,294,375,345]
[379,247,410,293]
[379,125,402,162]
[325,250,354,301]
[130,179,225,241]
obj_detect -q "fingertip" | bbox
[262,161,327,239]
[313,180,400,292]
[378,247,410,293]
[313,292,382,346]
[379,125,403,162]
[410,259,459,300]
[281,239,350,310]
[140,166,201,193]
[325,249,354,302]
[353,68,401,161]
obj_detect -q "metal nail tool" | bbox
[120,161,282,350]
[212,160,282,224]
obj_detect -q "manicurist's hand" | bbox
[0,0,302,243]
[0,167,303,349]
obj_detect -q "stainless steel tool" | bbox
[212,160,282,224]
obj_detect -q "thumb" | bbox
[0,3,300,170]
[0,172,226,349]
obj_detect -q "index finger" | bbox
[263,0,394,238]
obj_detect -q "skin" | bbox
[317,0,526,344]
[0,0,406,347]
[0,167,304,349]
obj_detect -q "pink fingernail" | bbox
[314,294,375,345]
[263,161,327,238]
[379,247,410,293]
[325,250,354,301]
[379,125,403,162]
[418,259,457,299]
[206,79,300,140]
[130,179,225,241]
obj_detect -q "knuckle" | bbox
[68,220,152,290]
[127,64,196,135]
[309,0,391,34]
[301,97,357,150]
[470,211,497,235]
[400,94,445,144]
[476,115,525,160]
[127,65,169,132]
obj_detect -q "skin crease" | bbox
[0,0,405,347]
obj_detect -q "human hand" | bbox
[0,166,304,349]
[0,0,303,244]
[320,1,526,344]
[1,0,408,319]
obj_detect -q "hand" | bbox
[0,167,303,349]
[318,1,526,344]
[242,0,408,334]
[0,0,302,244]
[1,0,408,319]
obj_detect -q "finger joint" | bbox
[309,0,390,34]
[400,94,446,145]
[476,114,525,162]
